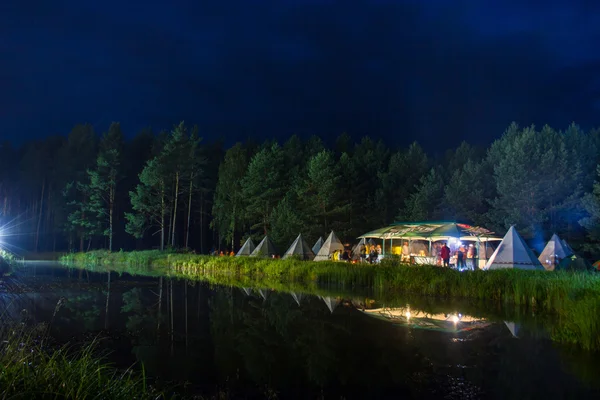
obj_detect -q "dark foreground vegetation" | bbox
[0,323,167,400]
[62,250,600,350]
[3,121,600,259]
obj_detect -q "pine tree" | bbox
[397,168,445,221]
[88,122,124,251]
[241,143,286,235]
[126,157,169,249]
[296,150,350,238]
[211,143,250,250]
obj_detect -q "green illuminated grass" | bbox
[61,250,600,350]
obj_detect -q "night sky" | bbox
[2,0,600,149]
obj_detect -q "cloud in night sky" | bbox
[1,0,599,149]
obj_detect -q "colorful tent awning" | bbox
[358,221,501,242]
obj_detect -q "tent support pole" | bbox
[382,237,386,257]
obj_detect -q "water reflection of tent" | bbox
[236,238,255,256]
[250,236,278,258]
[320,296,340,313]
[314,231,344,261]
[283,234,315,260]
[538,233,572,271]
[485,227,544,270]
[504,321,520,338]
[257,289,269,301]
[290,291,304,306]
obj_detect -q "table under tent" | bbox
[358,221,502,268]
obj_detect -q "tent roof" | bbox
[283,234,315,260]
[250,236,278,257]
[236,237,255,256]
[485,226,544,270]
[358,221,501,242]
[312,237,324,254]
[314,231,345,261]
[538,233,572,270]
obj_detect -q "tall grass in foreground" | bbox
[0,317,168,399]
[61,250,600,350]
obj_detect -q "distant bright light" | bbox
[406,310,411,319]
[452,315,459,324]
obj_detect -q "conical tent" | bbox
[562,239,575,254]
[321,296,340,313]
[257,289,269,301]
[351,238,367,259]
[241,287,252,296]
[556,254,594,272]
[485,226,544,270]
[236,237,255,256]
[312,237,324,255]
[283,234,315,260]
[538,234,572,271]
[314,231,345,261]
[250,236,278,257]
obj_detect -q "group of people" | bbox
[437,242,478,270]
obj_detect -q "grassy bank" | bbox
[61,250,600,350]
[0,324,167,399]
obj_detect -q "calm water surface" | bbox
[2,262,600,399]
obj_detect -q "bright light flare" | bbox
[452,315,460,324]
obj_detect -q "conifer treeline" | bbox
[1,122,600,255]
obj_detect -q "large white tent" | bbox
[538,233,572,271]
[485,226,544,270]
[250,236,278,258]
[236,237,255,256]
[314,231,344,261]
[283,234,315,260]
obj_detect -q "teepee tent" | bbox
[351,238,367,260]
[538,234,572,271]
[314,231,345,261]
[312,237,324,255]
[241,287,252,296]
[250,236,278,258]
[562,239,574,254]
[484,226,544,270]
[556,254,594,272]
[236,238,255,256]
[283,234,315,260]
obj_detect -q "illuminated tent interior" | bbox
[358,221,501,267]
[538,233,572,271]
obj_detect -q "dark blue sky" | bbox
[2,0,599,149]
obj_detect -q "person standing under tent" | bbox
[457,245,466,271]
[470,244,478,270]
[440,243,451,267]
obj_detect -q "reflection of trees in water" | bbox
[120,287,161,339]
[60,293,101,331]
[208,290,434,397]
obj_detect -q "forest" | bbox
[1,121,600,256]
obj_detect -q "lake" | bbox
[2,262,600,399]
